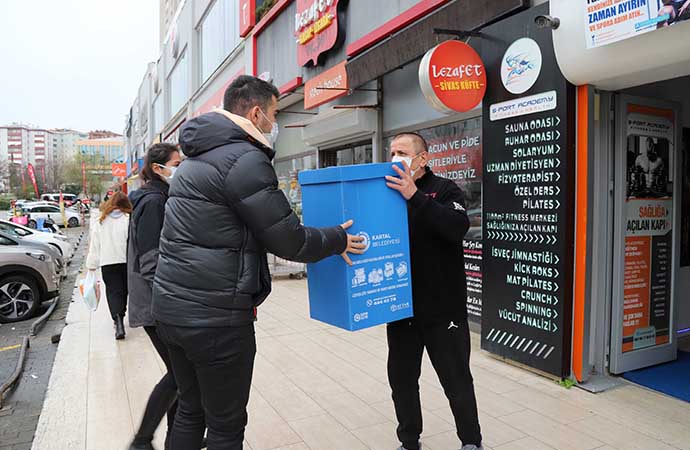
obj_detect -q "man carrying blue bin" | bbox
[385,133,483,450]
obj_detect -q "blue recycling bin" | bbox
[299,163,413,331]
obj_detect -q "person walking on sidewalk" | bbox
[127,143,193,450]
[151,75,366,450]
[86,192,131,340]
[385,132,483,450]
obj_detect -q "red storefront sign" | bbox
[419,40,487,114]
[240,0,255,37]
[304,61,348,110]
[295,0,342,66]
[111,163,127,177]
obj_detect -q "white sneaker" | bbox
[460,445,484,450]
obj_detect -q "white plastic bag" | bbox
[79,270,101,311]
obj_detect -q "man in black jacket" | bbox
[385,133,483,450]
[151,75,365,450]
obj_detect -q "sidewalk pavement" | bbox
[32,278,690,450]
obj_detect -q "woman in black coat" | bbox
[127,143,183,450]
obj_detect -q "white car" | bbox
[0,220,74,261]
[23,201,60,209]
[23,204,82,228]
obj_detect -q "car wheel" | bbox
[68,217,79,228]
[28,220,37,229]
[0,275,40,323]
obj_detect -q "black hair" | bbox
[223,75,280,117]
[140,143,180,183]
[392,132,429,154]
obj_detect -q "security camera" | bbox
[535,15,560,30]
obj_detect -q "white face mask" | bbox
[392,155,421,177]
[258,109,279,145]
[156,164,177,184]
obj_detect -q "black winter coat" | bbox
[406,167,471,324]
[151,111,348,327]
[127,180,169,328]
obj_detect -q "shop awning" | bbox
[345,0,528,89]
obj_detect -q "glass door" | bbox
[610,95,681,374]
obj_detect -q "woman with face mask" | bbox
[127,143,196,450]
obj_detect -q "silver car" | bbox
[0,231,66,279]
[0,234,60,323]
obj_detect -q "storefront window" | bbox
[169,50,189,118]
[319,141,373,168]
[275,153,316,219]
[200,0,240,84]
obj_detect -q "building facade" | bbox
[51,129,89,162]
[76,137,125,163]
[124,0,250,187]
[122,0,690,394]
[0,124,61,192]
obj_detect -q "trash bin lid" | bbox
[299,162,403,185]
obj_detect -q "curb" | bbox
[29,296,60,337]
[0,336,30,408]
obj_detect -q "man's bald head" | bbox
[392,133,428,155]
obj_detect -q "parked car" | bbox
[41,193,77,207]
[0,220,73,261]
[0,234,60,323]
[23,201,60,209]
[0,231,66,279]
[23,204,82,228]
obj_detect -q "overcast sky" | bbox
[0,0,159,133]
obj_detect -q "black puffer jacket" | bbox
[151,111,347,327]
[127,180,169,328]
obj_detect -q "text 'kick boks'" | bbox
[299,163,414,331]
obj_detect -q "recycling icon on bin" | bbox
[396,262,408,278]
[384,262,395,279]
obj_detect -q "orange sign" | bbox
[111,163,126,177]
[295,0,342,66]
[419,40,487,114]
[304,61,348,110]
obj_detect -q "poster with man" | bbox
[623,104,675,352]
[627,135,672,198]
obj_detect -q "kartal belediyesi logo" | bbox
[357,231,401,250]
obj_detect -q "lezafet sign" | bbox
[304,61,348,109]
[295,0,345,66]
[419,40,487,114]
